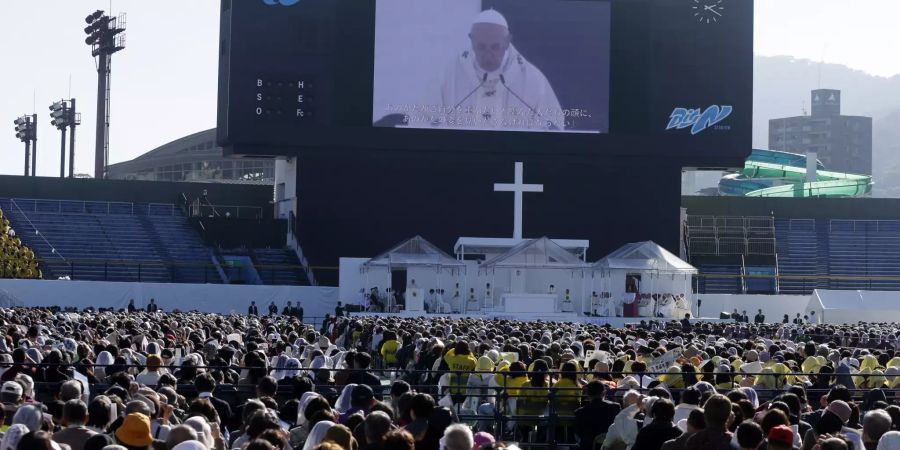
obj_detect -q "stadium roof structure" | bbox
[106,128,274,184]
[361,236,464,270]
[719,148,872,198]
[116,129,221,164]
[592,241,697,274]
[480,237,587,270]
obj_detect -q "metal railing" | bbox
[693,271,900,294]
[7,198,178,216]
[21,257,309,285]
[189,198,263,220]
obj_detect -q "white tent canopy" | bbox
[361,236,464,271]
[593,241,697,274]
[481,237,588,271]
[590,241,694,318]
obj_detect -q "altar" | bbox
[405,288,425,312]
[502,293,557,313]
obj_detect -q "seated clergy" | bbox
[638,294,655,317]
[657,294,676,318]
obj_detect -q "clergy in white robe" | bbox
[637,295,655,317]
[674,294,692,319]
[658,295,676,319]
[430,10,564,132]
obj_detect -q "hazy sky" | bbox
[0,0,897,177]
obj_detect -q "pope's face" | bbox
[469,23,511,72]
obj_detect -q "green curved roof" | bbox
[720,149,872,198]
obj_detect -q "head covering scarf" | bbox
[13,404,43,431]
[863,389,888,412]
[739,387,759,409]
[869,370,887,389]
[183,417,214,449]
[284,358,301,379]
[802,356,822,374]
[878,431,900,450]
[861,355,880,371]
[25,348,42,364]
[309,355,332,380]
[171,441,208,450]
[854,367,872,388]
[272,355,290,380]
[303,420,336,450]
[659,366,684,388]
[885,367,900,388]
[836,363,856,389]
[0,424,29,450]
[335,384,358,413]
[298,392,324,426]
[95,351,114,379]
[476,356,494,372]
[754,368,778,390]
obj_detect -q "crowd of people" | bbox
[0,207,40,279]
[0,307,898,450]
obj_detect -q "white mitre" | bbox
[473,9,509,29]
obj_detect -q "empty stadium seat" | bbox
[0,198,221,284]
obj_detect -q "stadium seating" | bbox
[773,218,821,294]
[690,216,900,295]
[0,198,219,283]
[696,263,743,293]
[251,248,310,285]
[0,205,41,279]
[826,220,900,291]
[773,218,900,294]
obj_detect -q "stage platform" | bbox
[349,311,729,327]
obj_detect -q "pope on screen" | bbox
[430,9,565,131]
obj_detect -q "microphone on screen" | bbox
[499,74,560,131]
[451,72,490,113]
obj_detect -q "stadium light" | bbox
[84,9,125,179]
[85,10,104,24]
[12,114,37,176]
[49,99,80,178]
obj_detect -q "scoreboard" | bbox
[252,77,315,123]
[218,0,753,166]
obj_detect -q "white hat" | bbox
[473,9,509,29]
[1,381,22,398]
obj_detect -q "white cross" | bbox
[494,162,543,240]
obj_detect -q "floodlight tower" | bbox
[50,99,81,178]
[84,9,125,179]
[13,115,37,176]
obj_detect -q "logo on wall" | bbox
[263,0,300,5]
[666,105,732,135]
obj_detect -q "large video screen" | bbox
[372,1,611,134]
[217,0,753,164]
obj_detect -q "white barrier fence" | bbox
[0,279,340,319]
